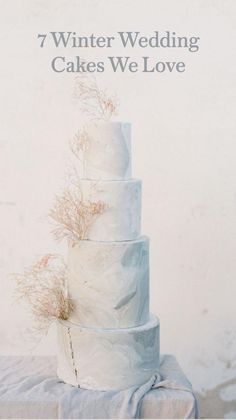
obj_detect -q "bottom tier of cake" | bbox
[57,315,160,391]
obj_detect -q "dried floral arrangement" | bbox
[73,72,118,121]
[70,128,90,168]
[71,73,119,167]
[14,254,73,335]
[48,76,111,246]
[11,75,113,376]
[49,182,107,244]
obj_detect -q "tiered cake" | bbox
[57,122,160,391]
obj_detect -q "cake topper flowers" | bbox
[73,73,118,121]
[70,73,119,171]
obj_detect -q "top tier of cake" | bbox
[83,122,131,180]
[78,122,140,241]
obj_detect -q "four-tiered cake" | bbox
[57,122,160,391]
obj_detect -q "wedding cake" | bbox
[57,122,160,391]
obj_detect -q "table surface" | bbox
[0,354,198,419]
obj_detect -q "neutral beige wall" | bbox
[0,0,236,417]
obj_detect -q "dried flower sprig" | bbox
[49,183,107,244]
[73,73,118,120]
[13,254,73,334]
[70,128,90,165]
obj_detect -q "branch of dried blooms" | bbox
[73,73,118,120]
[13,254,73,335]
[70,128,90,164]
[49,183,107,244]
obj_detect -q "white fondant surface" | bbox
[57,315,160,391]
[83,122,131,180]
[68,236,149,328]
[79,179,141,241]
[56,121,161,394]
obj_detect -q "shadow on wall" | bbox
[196,377,236,419]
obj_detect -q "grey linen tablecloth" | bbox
[0,354,198,419]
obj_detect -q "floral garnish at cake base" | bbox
[13,254,73,334]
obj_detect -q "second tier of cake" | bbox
[79,178,141,241]
[68,236,149,328]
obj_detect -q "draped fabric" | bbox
[0,355,198,419]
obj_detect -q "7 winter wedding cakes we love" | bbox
[14,79,160,392]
